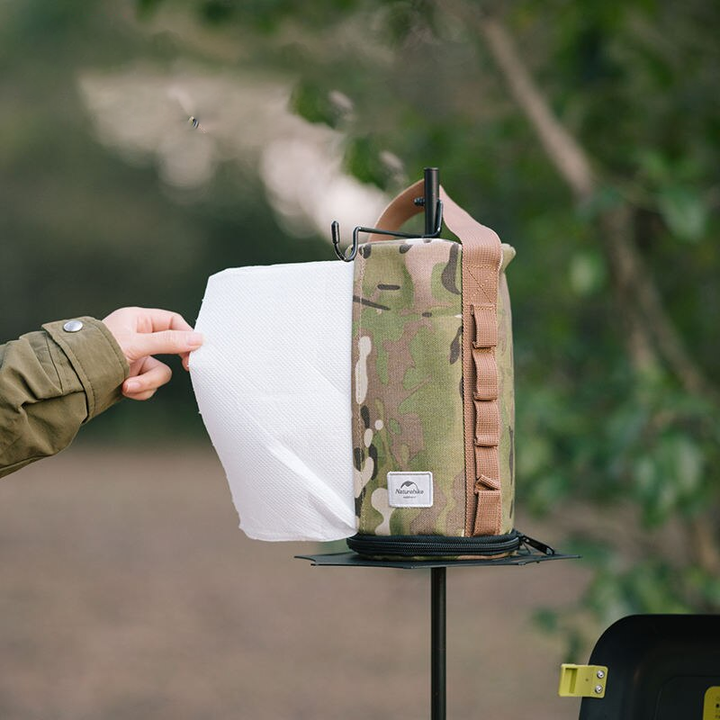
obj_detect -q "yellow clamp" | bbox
[703,686,720,719]
[558,664,608,698]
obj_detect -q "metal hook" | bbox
[331,200,443,263]
[331,221,359,262]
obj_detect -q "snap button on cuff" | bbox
[63,320,84,333]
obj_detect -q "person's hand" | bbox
[102,307,203,401]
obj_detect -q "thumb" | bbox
[126,330,204,361]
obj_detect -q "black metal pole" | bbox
[424,167,440,236]
[431,567,447,720]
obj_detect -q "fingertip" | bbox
[122,378,157,401]
[187,332,204,349]
[124,379,140,394]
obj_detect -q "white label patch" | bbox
[387,472,433,508]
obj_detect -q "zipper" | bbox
[347,530,522,557]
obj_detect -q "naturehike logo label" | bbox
[388,472,433,508]
[400,481,422,493]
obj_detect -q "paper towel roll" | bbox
[189,261,356,541]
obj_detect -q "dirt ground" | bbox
[0,444,589,720]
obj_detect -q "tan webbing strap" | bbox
[368,179,426,243]
[367,181,503,536]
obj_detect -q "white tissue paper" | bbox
[189,261,357,541]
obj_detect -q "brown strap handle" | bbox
[368,180,504,536]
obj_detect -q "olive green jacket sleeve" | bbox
[0,317,129,478]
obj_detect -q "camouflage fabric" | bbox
[352,238,515,538]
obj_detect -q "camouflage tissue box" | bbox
[348,183,517,557]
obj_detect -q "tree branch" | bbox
[478,16,594,202]
[473,11,658,374]
[464,9,714,397]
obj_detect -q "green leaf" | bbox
[577,185,623,221]
[290,81,348,128]
[657,186,708,242]
[199,0,236,25]
[636,149,671,184]
[568,251,607,296]
[136,0,164,20]
[343,135,394,189]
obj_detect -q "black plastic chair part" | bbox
[579,614,720,719]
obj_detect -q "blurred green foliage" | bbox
[2,0,719,648]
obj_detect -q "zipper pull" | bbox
[521,534,556,555]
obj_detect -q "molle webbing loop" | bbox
[368,181,504,536]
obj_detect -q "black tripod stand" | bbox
[298,548,575,720]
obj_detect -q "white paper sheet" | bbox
[189,261,356,541]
